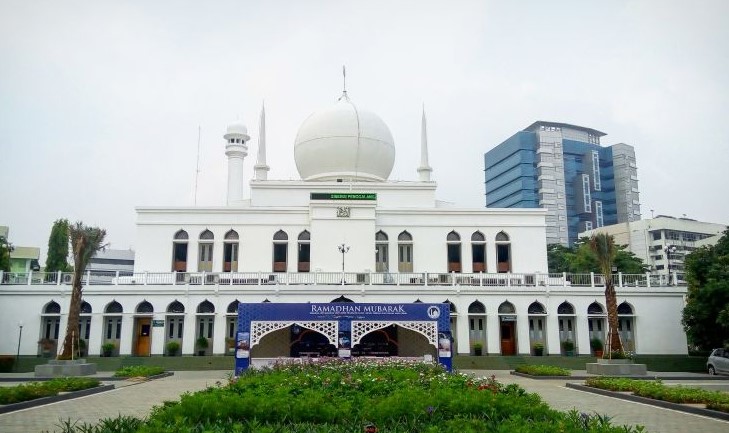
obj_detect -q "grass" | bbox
[514,364,571,376]
[0,377,100,404]
[113,366,165,378]
[42,358,646,432]
[585,377,729,413]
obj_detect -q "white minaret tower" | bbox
[224,120,250,204]
[417,105,433,182]
[254,103,270,180]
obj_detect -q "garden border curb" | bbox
[565,383,729,422]
[0,371,174,382]
[0,384,115,414]
[510,371,729,381]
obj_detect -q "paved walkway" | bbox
[0,370,727,433]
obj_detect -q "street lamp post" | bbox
[338,243,349,284]
[15,321,23,372]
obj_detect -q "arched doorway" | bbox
[39,301,61,357]
[443,300,458,353]
[527,301,547,354]
[618,302,636,351]
[196,300,215,356]
[165,300,185,356]
[587,302,606,344]
[103,301,123,356]
[468,301,486,354]
[498,301,517,355]
[557,301,576,354]
[225,300,239,355]
[133,300,154,356]
[78,301,92,357]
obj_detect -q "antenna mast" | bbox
[194,125,201,205]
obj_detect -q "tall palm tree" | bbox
[589,233,624,356]
[58,222,106,360]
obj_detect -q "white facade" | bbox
[0,92,689,358]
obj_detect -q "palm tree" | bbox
[589,233,624,356]
[57,222,106,360]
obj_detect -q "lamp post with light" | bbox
[338,243,349,284]
[664,244,677,285]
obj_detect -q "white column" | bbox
[486,314,500,354]
[576,314,591,355]
[516,313,531,355]
[455,314,470,355]
[213,313,227,355]
[151,314,166,355]
[87,314,103,356]
[119,315,135,355]
[182,314,197,355]
[545,314,561,355]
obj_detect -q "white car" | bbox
[707,348,729,375]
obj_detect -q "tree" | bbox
[589,233,624,355]
[547,244,574,273]
[45,219,70,272]
[58,222,106,360]
[0,236,11,272]
[681,229,729,351]
[547,239,648,275]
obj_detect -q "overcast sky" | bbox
[1,0,728,262]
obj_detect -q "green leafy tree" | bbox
[589,233,624,355]
[0,236,11,272]
[58,222,106,360]
[547,239,647,275]
[45,219,70,272]
[682,229,729,351]
[547,244,574,273]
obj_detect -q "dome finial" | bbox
[338,65,349,101]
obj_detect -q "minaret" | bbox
[254,103,270,180]
[224,120,250,204]
[417,105,433,181]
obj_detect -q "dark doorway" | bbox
[290,328,336,357]
[500,320,516,355]
[352,326,398,356]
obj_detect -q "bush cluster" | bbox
[113,366,165,378]
[0,377,99,404]
[586,377,729,413]
[52,358,644,432]
[515,364,571,376]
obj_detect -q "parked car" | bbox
[707,348,729,375]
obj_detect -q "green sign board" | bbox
[152,320,165,327]
[310,192,377,201]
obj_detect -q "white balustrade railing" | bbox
[0,270,684,288]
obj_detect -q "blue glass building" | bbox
[485,121,641,246]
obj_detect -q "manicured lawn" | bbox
[514,364,571,376]
[113,366,165,378]
[54,359,645,432]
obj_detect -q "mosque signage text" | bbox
[310,193,377,200]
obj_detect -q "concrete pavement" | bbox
[0,369,727,433]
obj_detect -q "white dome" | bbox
[294,98,395,182]
[225,120,249,139]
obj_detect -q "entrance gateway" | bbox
[235,302,452,375]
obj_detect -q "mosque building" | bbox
[0,88,688,360]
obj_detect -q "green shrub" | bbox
[114,366,165,378]
[585,377,729,413]
[0,377,99,404]
[515,364,571,376]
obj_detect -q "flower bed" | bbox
[113,366,166,378]
[585,377,729,413]
[514,364,571,376]
[58,358,643,432]
[0,377,100,404]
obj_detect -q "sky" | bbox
[1,0,728,263]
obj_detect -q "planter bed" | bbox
[567,381,729,421]
[0,384,114,414]
[0,371,174,382]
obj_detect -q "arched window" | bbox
[331,295,354,303]
[471,231,486,272]
[495,231,511,273]
[557,302,575,315]
[298,230,310,272]
[172,230,189,272]
[167,301,185,314]
[398,231,413,272]
[44,301,61,314]
[468,301,486,314]
[447,231,462,273]
[198,230,214,272]
[498,301,515,314]
[105,301,123,314]
[587,302,605,315]
[528,302,546,315]
[375,231,389,272]
[272,230,288,272]
[223,230,239,272]
[443,299,457,314]
[136,301,154,314]
[80,301,92,314]
[197,300,215,314]
[617,302,634,315]
[226,300,240,314]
